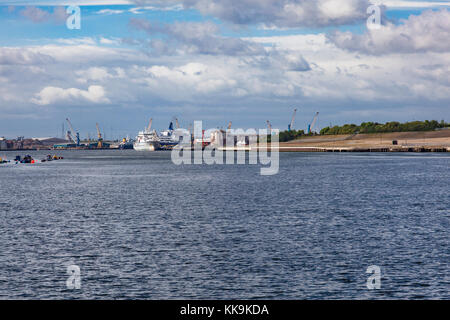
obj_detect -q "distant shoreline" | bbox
[1,130,449,153]
[274,130,450,152]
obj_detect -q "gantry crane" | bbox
[66,118,80,146]
[307,112,319,134]
[147,118,153,132]
[288,108,297,132]
[266,120,272,134]
[96,123,103,148]
[188,123,194,143]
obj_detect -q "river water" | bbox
[0,150,448,299]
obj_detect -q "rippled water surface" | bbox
[0,150,448,299]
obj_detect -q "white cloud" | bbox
[5,0,450,10]
[329,9,450,54]
[1,20,449,132]
[0,47,53,65]
[96,9,126,15]
[75,67,112,83]
[129,4,184,14]
[129,19,269,56]
[31,85,109,105]
[2,1,132,5]
[55,38,97,45]
[75,66,126,83]
[99,37,120,45]
[373,1,450,9]
[248,33,450,101]
[131,0,372,28]
[19,6,67,24]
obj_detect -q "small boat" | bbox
[13,155,35,164]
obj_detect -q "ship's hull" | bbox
[133,141,159,151]
[119,142,134,149]
[159,141,179,150]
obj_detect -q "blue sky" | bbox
[0,0,450,138]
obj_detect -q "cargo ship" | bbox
[119,137,134,149]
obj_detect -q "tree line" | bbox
[319,120,449,135]
[268,120,449,143]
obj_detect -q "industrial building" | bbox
[0,137,6,150]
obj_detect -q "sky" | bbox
[0,0,449,138]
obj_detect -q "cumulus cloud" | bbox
[96,9,126,15]
[328,9,450,54]
[131,0,372,28]
[19,6,68,24]
[143,62,238,95]
[75,66,125,83]
[129,19,267,56]
[129,4,184,14]
[131,56,309,101]
[31,85,109,105]
[248,33,450,102]
[0,47,54,65]
[128,18,311,74]
[1,31,449,134]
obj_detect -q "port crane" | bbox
[266,120,272,134]
[307,112,319,134]
[96,123,103,148]
[188,123,194,142]
[288,109,297,132]
[146,118,153,132]
[66,118,80,146]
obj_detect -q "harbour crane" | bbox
[188,123,194,143]
[66,118,80,146]
[288,108,297,132]
[146,118,153,132]
[266,120,272,134]
[307,112,320,134]
[96,123,103,149]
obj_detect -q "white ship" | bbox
[133,118,160,151]
[133,130,160,151]
[158,122,182,150]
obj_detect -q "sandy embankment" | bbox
[277,130,450,151]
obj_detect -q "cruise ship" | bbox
[158,122,182,150]
[133,130,160,151]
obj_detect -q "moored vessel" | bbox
[133,130,160,151]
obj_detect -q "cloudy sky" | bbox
[0,0,449,138]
